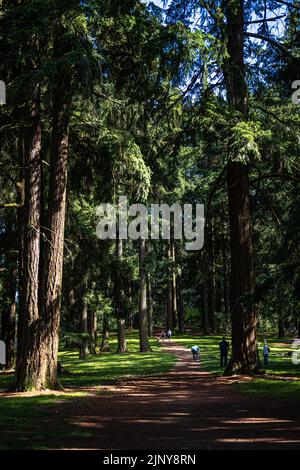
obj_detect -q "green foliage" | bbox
[230,120,261,163]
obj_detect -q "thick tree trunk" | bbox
[139,238,150,352]
[117,317,127,353]
[223,1,261,375]
[15,88,43,391]
[40,33,72,386]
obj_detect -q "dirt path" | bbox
[44,342,300,450]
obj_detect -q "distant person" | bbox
[263,340,270,367]
[160,331,166,343]
[167,329,172,342]
[219,337,230,368]
[191,345,200,361]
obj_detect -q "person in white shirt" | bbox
[167,329,172,342]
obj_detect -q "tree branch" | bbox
[246,32,294,58]
[254,104,299,128]
[0,202,20,210]
[251,173,300,185]
[246,15,286,25]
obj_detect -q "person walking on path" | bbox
[219,337,230,368]
[159,330,166,343]
[167,329,172,342]
[191,345,200,361]
[263,340,270,367]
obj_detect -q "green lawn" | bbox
[0,333,176,391]
[59,334,176,387]
[173,332,300,400]
[0,333,176,449]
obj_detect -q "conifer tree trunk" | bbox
[223,0,261,375]
[139,238,150,352]
[146,242,153,337]
[128,283,134,331]
[117,318,127,353]
[81,294,89,358]
[171,241,178,329]
[208,224,216,333]
[147,274,153,337]
[40,31,72,386]
[100,313,110,352]
[115,237,127,353]
[167,241,174,330]
[15,88,43,391]
[89,311,97,355]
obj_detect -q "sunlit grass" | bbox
[59,334,176,387]
[235,379,300,400]
[0,333,176,391]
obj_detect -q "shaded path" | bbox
[48,342,300,450]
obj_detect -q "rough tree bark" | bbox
[15,86,43,391]
[223,0,261,375]
[40,30,72,386]
[117,318,127,354]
